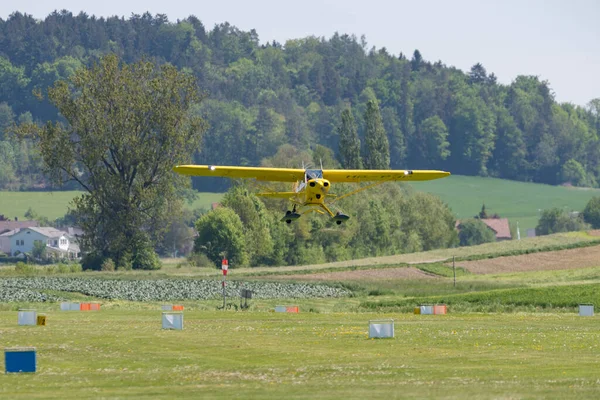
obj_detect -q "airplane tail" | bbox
[256,191,298,199]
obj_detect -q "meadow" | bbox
[0,191,224,221]
[411,175,600,231]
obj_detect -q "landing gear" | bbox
[281,205,301,224]
[332,211,350,225]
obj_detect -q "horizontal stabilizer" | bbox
[257,191,298,199]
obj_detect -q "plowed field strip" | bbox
[455,244,600,274]
[267,266,437,281]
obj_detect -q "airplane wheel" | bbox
[286,219,292,224]
[336,220,342,225]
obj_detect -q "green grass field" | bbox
[0,191,82,220]
[1,235,600,398]
[0,191,224,220]
[411,175,600,231]
[1,307,599,399]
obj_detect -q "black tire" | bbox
[286,219,292,224]
[336,220,342,225]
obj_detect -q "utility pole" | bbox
[453,256,456,288]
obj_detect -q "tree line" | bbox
[193,179,458,268]
[0,11,599,192]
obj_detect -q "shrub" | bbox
[14,262,35,275]
[69,263,82,273]
[101,258,115,272]
[536,208,590,235]
[81,252,104,271]
[187,252,215,268]
[131,246,161,270]
[583,196,600,229]
[57,263,70,274]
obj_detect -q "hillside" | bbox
[410,175,600,231]
[0,12,599,193]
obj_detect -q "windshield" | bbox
[305,169,323,180]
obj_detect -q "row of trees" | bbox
[1,11,599,192]
[193,181,458,267]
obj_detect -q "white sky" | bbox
[2,0,599,106]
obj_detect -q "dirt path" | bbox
[455,245,600,274]
[268,266,438,281]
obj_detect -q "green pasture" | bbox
[0,191,81,220]
[0,307,599,399]
[0,191,224,220]
[411,175,600,231]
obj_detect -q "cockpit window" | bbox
[305,169,323,180]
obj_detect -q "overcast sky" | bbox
[2,0,598,106]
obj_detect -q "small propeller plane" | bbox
[173,165,450,225]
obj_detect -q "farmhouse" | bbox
[0,227,80,259]
[0,220,39,254]
[456,218,512,241]
[480,218,512,241]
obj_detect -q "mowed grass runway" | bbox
[0,306,599,399]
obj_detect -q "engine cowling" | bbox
[305,179,330,204]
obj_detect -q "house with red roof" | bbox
[480,218,512,241]
[455,218,512,241]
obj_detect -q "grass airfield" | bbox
[1,307,600,399]
[2,233,600,398]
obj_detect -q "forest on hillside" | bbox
[0,11,599,193]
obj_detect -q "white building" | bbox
[1,227,80,259]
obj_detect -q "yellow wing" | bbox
[173,165,305,182]
[322,169,450,183]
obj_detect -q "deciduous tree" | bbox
[15,55,206,269]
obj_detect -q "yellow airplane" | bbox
[173,165,450,224]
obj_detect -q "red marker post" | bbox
[221,259,228,308]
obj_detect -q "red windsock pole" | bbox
[221,259,228,308]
